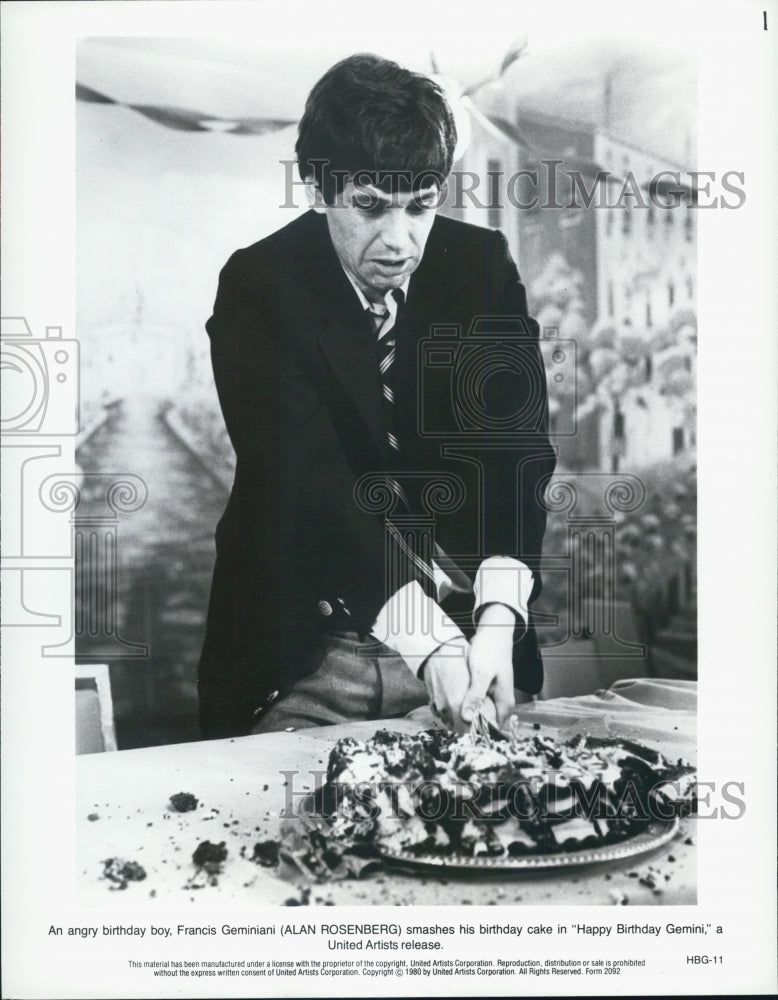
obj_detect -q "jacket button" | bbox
[317,600,333,617]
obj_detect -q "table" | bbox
[77,679,697,906]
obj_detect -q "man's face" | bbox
[314,179,440,303]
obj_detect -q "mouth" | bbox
[372,258,410,272]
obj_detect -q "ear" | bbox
[305,177,327,214]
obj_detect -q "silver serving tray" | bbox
[296,789,680,874]
[374,817,679,872]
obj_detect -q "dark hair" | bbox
[296,53,457,204]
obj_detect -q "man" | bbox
[199,53,556,739]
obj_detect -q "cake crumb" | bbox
[251,840,281,868]
[102,857,147,890]
[169,792,199,813]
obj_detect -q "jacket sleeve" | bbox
[206,248,281,468]
[199,248,288,737]
[478,231,557,695]
[479,229,557,601]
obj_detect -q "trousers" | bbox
[251,630,428,733]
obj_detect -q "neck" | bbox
[344,266,386,305]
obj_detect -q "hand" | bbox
[461,603,517,727]
[422,636,471,732]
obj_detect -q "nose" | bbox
[377,209,413,255]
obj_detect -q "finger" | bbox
[460,661,493,723]
[492,671,516,726]
[461,672,493,722]
[442,693,466,732]
[448,701,469,734]
[460,691,487,723]
[480,696,498,723]
[446,670,474,732]
[425,656,468,730]
[422,667,437,704]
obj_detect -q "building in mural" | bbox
[445,95,697,473]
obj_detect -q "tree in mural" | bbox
[653,309,697,451]
[532,253,697,473]
[530,256,698,649]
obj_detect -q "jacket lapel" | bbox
[318,316,386,460]
[392,219,453,453]
[294,213,386,461]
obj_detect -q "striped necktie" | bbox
[368,288,404,453]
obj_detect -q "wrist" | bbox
[475,606,517,655]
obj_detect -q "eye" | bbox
[408,190,439,215]
[353,193,383,214]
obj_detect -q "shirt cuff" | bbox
[473,556,535,631]
[370,581,466,676]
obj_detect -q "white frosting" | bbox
[551,816,600,844]
[325,729,695,858]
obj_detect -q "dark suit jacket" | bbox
[199,209,557,738]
